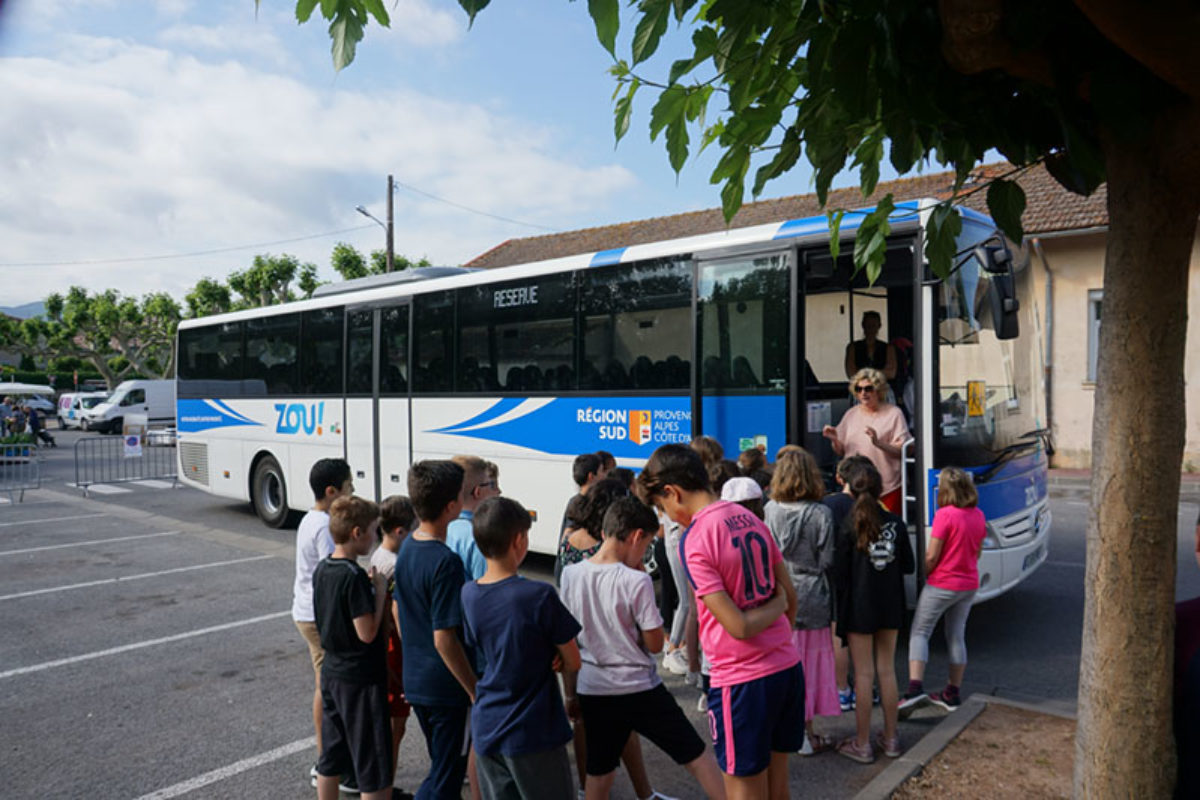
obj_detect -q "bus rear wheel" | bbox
[252,455,289,529]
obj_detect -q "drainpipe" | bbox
[1032,238,1053,460]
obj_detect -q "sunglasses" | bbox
[854,385,876,394]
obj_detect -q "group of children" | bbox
[292,434,988,799]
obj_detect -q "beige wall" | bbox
[1036,230,1200,470]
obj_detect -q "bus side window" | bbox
[380,305,409,394]
[579,258,691,392]
[300,307,344,395]
[413,291,454,393]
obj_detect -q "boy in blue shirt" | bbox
[462,496,582,799]
[394,460,477,800]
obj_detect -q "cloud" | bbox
[158,22,291,68]
[387,0,463,47]
[0,31,636,304]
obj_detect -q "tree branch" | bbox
[938,0,1056,87]
[1072,0,1200,102]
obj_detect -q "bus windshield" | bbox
[936,229,1046,469]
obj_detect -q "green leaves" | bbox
[458,0,492,26]
[853,195,894,285]
[924,201,963,280]
[330,9,364,72]
[588,0,620,57]
[986,178,1026,244]
[632,0,671,65]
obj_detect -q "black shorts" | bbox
[317,675,392,793]
[578,683,705,776]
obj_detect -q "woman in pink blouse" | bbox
[822,368,911,514]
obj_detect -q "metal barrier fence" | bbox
[73,434,177,495]
[0,444,40,503]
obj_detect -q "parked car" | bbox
[58,391,109,429]
[81,380,174,434]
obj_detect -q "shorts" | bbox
[578,683,705,776]
[295,620,324,678]
[476,746,574,800]
[317,676,393,793]
[706,661,805,776]
[386,630,411,718]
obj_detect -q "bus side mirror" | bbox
[988,271,1020,340]
[974,244,1011,274]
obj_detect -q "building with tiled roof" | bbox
[467,162,1109,269]
[466,161,1200,471]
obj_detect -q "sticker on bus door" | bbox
[967,381,986,417]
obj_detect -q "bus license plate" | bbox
[1022,545,1044,572]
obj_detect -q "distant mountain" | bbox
[0,301,45,319]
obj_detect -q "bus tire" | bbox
[251,455,290,529]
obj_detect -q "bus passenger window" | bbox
[177,321,243,398]
[346,309,374,395]
[413,291,454,393]
[380,305,409,394]
[245,313,299,396]
[300,307,344,395]
[579,258,691,391]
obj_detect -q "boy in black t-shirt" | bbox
[394,460,478,800]
[313,495,391,800]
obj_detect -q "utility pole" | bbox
[386,174,395,273]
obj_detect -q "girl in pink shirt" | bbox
[899,467,987,716]
[637,444,802,800]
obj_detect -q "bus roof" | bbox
[179,197,993,329]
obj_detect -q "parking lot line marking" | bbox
[132,736,316,800]
[0,530,181,556]
[0,513,102,528]
[0,554,273,602]
[81,483,132,495]
[0,610,291,680]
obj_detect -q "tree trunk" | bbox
[1076,108,1200,796]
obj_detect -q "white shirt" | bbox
[291,509,334,622]
[559,560,663,695]
[369,544,397,582]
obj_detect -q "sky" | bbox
[0,0,885,307]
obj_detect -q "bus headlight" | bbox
[982,522,1002,550]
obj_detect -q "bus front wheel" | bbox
[252,455,289,529]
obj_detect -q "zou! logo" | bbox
[274,402,335,435]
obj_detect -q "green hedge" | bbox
[0,370,148,390]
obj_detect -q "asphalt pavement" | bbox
[1,430,1198,798]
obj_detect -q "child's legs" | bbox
[319,679,393,793]
[578,694,634,798]
[941,589,977,685]
[620,734,652,799]
[411,704,470,800]
[686,595,701,672]
[504,747,575,800]
[832,621,850,691]
[665,530,690,646]
[722,771,768,800]
[873,629,900,738]
[571,719,588,790]
[846,633,876,744]
[295,620,326,751]
[389,715,406,783]
[907,585,958,683]
[468,749,481,800]
[767,751,791,800]
[709,664,804,786]
[629,685,712,795]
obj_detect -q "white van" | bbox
[82,380,175,434]
[57,391,109,429]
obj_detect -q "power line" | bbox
[0,224,378,268]
[391,178,559,232]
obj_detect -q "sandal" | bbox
[873,733,902,758]
[836,737,875,764]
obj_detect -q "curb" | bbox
[851,693,1075,800]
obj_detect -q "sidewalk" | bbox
[1049,468,1200,504]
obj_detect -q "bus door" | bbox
[345,302,412,502]
[692,252,791,463]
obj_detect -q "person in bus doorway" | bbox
[822,369,911,515]
[898,467,987,718]
[844,310,897,381]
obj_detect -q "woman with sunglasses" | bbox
[822,368,911,514]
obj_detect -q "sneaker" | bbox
[798,737,815,756]
[898,690,929,719]
[339,774,360,795]
[309,764,319,788]
[838,687,855,712]
[836,737,875,764]
[929,687,962,711]
[696,691,708,713]
[873,733,902,758]
[662,648,689,675]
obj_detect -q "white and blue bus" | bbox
[175,199,1049,601]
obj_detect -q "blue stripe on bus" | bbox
[772,200,922,241]
[176,399,262,433]
[429,397,527,434]
[590,248,626,267]
[208,398,256,424]
[927,450,1048,522]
